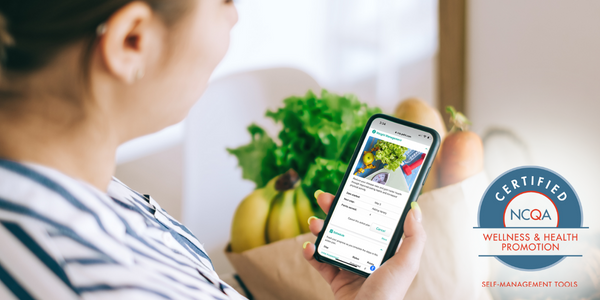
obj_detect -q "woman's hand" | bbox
[302,191,426,300]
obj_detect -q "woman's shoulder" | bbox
[0,159,138,299]
[0,159,133,258]
[0,160,244,300]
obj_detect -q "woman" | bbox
[0,0,426,299]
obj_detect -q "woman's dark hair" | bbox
[0,0,191,73]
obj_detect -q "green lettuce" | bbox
[227,89,381,210]
[226,125,281,188]
[374,140,407,171]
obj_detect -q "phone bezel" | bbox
[312,113,441,277]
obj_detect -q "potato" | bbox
[394,98,446,192]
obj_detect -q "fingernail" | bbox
[314,190,324,200]
[307,216,318,226]
[411,201,422,222]
[302,241,310,249]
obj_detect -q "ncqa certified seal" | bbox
[477,166,585,271]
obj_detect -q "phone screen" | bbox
[316,117,435,274]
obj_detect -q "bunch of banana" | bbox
[230,169,316,253]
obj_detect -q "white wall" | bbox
[468,0,600,227]
[212,0,438,111]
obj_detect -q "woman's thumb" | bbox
[385,202,427,277]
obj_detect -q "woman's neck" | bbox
[0,98,119,191]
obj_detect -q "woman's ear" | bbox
[98,2,157,84]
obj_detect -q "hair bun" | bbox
[0,12,14,61]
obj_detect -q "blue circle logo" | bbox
[369,265,376,271]
[477,166,584,271]
[372,130,376,134]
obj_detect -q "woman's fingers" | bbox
[315,191,334,214]
[304,193,342,285]
[308,191,334,236]
[309,217,324,236]
[302,241,340,284]
[304,192,341,287]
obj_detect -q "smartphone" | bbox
[313,113,440,277]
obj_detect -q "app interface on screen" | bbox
[317,118,434,273]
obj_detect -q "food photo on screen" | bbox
[352,136,426,193]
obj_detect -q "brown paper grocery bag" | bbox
[404,172,492,300]
[225,233,335,300]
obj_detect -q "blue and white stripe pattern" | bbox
[0,159,246,300]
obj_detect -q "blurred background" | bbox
[114,0,599,298]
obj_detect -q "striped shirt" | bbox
[0,159,246,300]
